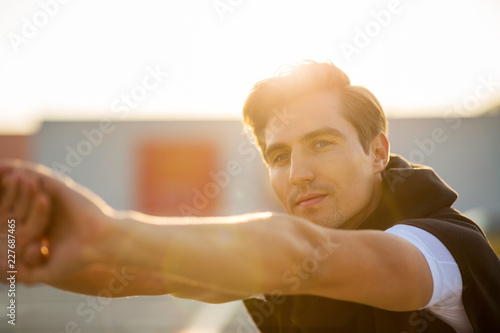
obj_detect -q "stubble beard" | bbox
[290,195,346,229]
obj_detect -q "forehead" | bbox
[264,91,357,147]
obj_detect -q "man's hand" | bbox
[0,160,114,285]
[0,167,51,280]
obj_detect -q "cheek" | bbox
[270,169,289,204]
[342,160,374,201]
[331,155,373,197]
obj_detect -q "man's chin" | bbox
[291,211,345,229]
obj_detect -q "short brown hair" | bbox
[242,60,387,161]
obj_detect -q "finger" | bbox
[15,260,39,285]
[0,237,8,282]
[0,173,20,213]
[17,252,55,286]
[16,242,45,285]
[18,192,51,252]
[23,241,45,267]
[13,175,36,223]
[0,160,26,192]
[22,239,50,267]
[0,159,65,191]
[0,161,16,179]
[0,167,13,193]
[17,267,47,285]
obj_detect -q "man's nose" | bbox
[288,150,314,185]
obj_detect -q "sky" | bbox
[0,0,499,133]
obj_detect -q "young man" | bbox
[1,61,499,332]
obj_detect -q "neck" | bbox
[340,176,385,230]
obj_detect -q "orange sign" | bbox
[136,141,219,217]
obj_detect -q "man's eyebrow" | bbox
[264,127,346,160]
[264,142,288,161]
[300,127,347,143]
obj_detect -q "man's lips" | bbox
[295,193,328,208]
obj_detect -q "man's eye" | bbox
[273,153,289,164]
[314,141,332,148]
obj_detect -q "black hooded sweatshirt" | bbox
[244,155,500,332]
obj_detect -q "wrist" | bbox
[96,210,167,271]
[87,209,125,267]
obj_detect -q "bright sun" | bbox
[0,0,499,133]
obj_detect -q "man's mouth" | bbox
[295,193,328,208]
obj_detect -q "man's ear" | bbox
[371,133,389,174]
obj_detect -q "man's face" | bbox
[264,91,382,229]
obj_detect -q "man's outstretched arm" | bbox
[0,160,432,311]
[94,211,433,311]
[0,161,252,303]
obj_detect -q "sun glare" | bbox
[0,0,499,133]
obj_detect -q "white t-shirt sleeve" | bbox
[385,224,473,333]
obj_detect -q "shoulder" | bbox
[387,215,500,331]
[385,224,474,332]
